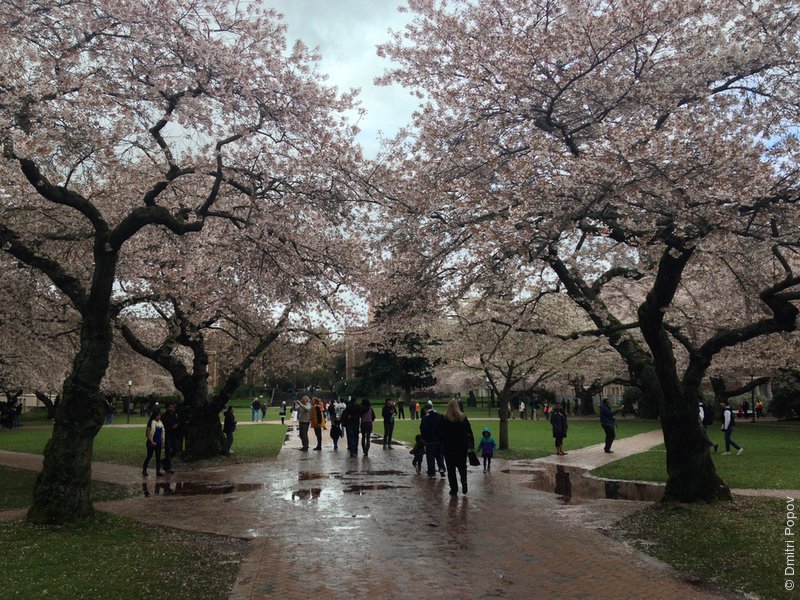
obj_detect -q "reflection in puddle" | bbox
[142,481,263,497]
[299,472,341,481]
[342,484,409,494]
[343,470,406,477]
[523,466,663,503]
[287,488,322,501]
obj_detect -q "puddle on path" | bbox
[520,465,663,503]
[284,488,323,501]
[342,484,410,494]
[141,481,263,497]
[298,472,342,481]
[342,470,406,477]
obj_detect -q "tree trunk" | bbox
[661,393,731,502]
[637,246,730,503]
[34,391,59,420]
[183,405,224,461]
[28,329,110,523]
[28,252,117,524]
[578,389,595,415]
[403,384,411,409]
[497,388,510,450]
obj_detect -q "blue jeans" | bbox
[724,428,741,451]
[425,442,445,476]
[252,409,260,422]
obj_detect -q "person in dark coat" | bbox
[420,403,446,478]
[551,404,568,455]
[341,398,362,456]
[359,399,376,457]
[381,399,397,448]
[599,398,619,453]
[222,406,237,455]
[440,399,474,496]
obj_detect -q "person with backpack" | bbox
[698,400,719,453]
[720,402,744,455]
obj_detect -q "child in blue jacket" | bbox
[476,427,496,472]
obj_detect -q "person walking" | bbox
[310,397,326,451]
[251,398,261,422]
[698,400,719,453]
[397,398,406,419]
[599,398,619,453]
[295,396,312,451]
[720,402,744,455]
[382,399,397,448]
[410,434,426,472]
[223,406,237,455]
[341,397,362,456]
[420,403,446,478]
[142,411,165,477]
[441,399,474,496]
[279,400,287,425]
[360,399,376,457]
[161,402,180,473]
[551,404,568,455]
[476,426,496,472]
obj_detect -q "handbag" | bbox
[468,450,480,466]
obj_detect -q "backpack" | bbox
[701,404,714,427]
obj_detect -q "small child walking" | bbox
[476,427,496,472]
[410,434,426,473]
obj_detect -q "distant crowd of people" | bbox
[285,395,482,496]
[0,398,22,430]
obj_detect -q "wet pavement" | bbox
[1,427,750,599]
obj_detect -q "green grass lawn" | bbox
[0,466,137,511]
[0,423,287,466]
[0,513,246,600]
[616,496,790,600]
[592,421,800,489]
[378,417,660,460]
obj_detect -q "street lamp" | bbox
[751,372,756,424]
[127,380,132,424]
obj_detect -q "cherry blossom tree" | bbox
[0,0,362,523]
[378,0,800,502]
[440,291,626,448]
[0,258,77,416]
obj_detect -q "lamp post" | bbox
[751,372,756,424]
[126,380,132,424]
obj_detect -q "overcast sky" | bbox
[266,0,419,158]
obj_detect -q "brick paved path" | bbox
[0,427,747,599]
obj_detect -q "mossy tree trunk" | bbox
[28,252,117,524]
